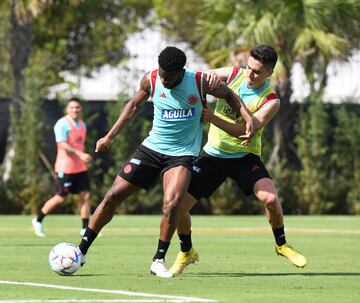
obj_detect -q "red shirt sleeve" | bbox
[260,93,279,107]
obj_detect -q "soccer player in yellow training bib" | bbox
[169,44,307,276]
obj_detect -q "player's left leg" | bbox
[150,165,191,278]
[253,178,283,229]
[79,191,91,236]
[168,192,199,275]
[254,178,307,268]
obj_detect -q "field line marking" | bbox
[1,228,360,235]
[0,300,200,303]
[0,281,216,303]
[0,300,203,303]
[0,299,202,303]
[91,227,360,235]
[193,228,360,235]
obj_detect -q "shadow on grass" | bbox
[4,243,55,247]
[70,274,112,277]
[188,272,360,277]
[72,273,152,277]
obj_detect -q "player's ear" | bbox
[266,68,273,78]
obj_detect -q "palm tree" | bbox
[2,0,49,181]
[156,0,360,164]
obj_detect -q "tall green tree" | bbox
[1,0,153,180]
[0,6,12,97]
[6,54,50,214]
[331,106,360,213]
[295,95,331,213]
[155,0,360,164]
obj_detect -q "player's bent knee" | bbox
[261,193,277,208]
[99,189,122,212]
[97,199,116,215]
[57,196,66,204]
[80,192,90,200]
[178,206,190,217]
[162,200,180,218]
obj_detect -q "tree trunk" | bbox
[2,0,32,182]
[10,0,32,117]
[267,74,297,167]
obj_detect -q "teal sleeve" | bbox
[54,118,70,142]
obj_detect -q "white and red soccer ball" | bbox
[49,242,81,275]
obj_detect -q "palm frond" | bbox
[312,31,349,58]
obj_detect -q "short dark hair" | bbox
[158,46,187,72]
[68,96,81,104]
[250,44,278,70]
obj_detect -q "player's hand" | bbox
[79,152,92,163]
[201,107,215,122]
[206,72,221,91]
[239,117,254,146]
[95,136,112,152]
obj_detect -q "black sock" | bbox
[82,218,89,229]
[178,232,192,252]
[273,225,286,246]
[37,210,46,223]
[79,227,98,255]
[153,239,170,261]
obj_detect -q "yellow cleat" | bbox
[169,247,199,275]
[275,243,307,268]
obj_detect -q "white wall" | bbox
[291,51,360,103]
[50,28,360,103]
[49,28,207,100]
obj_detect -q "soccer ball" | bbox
[49,242,81,275]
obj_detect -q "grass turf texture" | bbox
[0,215,359,302]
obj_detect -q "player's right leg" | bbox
[170,153,226,275]
[91,176,138,232]
[79,145,160,268]
[78,175,138,258]
[151,163,192,278]
[32,194,65,237]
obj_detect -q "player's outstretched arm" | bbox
[202,100,280,139]
[95,72,151,152]
[204,67,233,91]
[239,99,280,138]
[203,77,254,139]
[204,67,233,82]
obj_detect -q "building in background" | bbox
[49,28,360,103]
[49,28,207,101]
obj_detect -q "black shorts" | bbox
[188,152,271,199]
[56,171,90,196]
[119,144,195,190]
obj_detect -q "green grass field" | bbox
[0,215,359,303]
